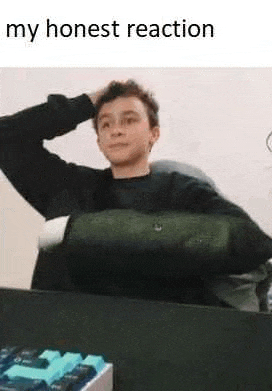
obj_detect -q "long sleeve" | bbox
[59,209,272,279]
[0,94,96,216]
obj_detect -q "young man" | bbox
[0,80,272,309]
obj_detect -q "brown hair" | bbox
[93,80,159,132]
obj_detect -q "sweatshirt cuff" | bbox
[44,93,97,139]
[68,94,97,122]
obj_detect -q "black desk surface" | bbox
[1,287,272,390]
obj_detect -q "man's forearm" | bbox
[48,209,272,279]
[0,94,95,142]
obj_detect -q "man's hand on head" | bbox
[87,87,107,107]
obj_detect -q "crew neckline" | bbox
[112,173,151,182]
[105,168,152,182]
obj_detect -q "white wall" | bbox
[1,67,272,289]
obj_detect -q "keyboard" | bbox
[0,346,113,391]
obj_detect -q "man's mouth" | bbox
[109,143,129,149]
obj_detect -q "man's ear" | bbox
[149,126,160,149]
[96,134,101,151]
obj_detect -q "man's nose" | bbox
[111,123,124,136]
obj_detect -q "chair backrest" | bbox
[151,159,219,192]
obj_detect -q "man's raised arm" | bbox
[0,94,96,216]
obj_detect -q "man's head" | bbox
[93,80,159,131]
[93,80,160,175]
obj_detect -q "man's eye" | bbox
[125,117,137,124]
[101,122,110,129]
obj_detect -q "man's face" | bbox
[96,96,159,167]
